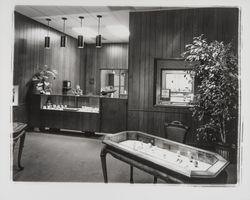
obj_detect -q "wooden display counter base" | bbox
[31,127,97,137]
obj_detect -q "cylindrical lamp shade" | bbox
[60,35,66,47]
[96,34,102,48]
[44,36,50,48]
[77,35,84,48]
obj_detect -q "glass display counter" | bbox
[101,131,229,183]
[40,94,100,113]
[30,94,100,132]
[29,94,128,133]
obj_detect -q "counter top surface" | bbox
[35,93,127,99]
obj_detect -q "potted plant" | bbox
[32,65,57,94]
[183,35,238,161]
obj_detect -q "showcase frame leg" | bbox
[100,145,108,183]
[153,176,157,183]
[130,165,134,183]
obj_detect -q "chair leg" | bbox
[17,133,26,170]
[100,145,108,183]
[130,165,134,183]
[153,176,157,184]
[13,141,16,152]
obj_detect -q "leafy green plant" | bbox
[183,35,238,144]
[32,65,57,94]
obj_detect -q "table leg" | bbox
[13,142,16,153]
[17,132,26,170]
[100,145,108,183]
[153,176,157,183]
[130,165,134,183]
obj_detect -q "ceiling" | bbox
[15,6,170,43]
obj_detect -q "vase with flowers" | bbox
[32,65,57,94]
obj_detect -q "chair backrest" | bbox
[164,121,188,143]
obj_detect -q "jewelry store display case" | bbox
[101,131,229,183]
[29,94,128,133]
[29,94,100,132]
[41,94,100,132]
[40,94,100,113]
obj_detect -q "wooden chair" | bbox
[164,121,189,143]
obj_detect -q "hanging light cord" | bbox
[97,15,102,35]
[78,16,84,33]
[98,17,100,34]
[63,20,65,33]
[46,18,50,36]
[62,17,67,35]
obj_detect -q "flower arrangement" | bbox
[32,65,57,94]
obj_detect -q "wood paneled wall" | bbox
[13,11,128,122]
[13,12,82,122]
[82,43,128,95]
[128,8,239,144]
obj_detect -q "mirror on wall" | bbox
[100,69,128,99]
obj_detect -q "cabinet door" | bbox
[29,95,41,128]
[40,110,63,129]
[62,111,81,131]
[81,113,100,132]
[100,98,127,133]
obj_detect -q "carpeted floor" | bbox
[12,131,237,184]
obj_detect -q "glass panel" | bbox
[40,95,100,113]
[78,97,100,113]
[119,70,128,98]
[159,70,194,105]
[118,132,218,165]
[100,69,128,98]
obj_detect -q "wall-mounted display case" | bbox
[154,59,196,107]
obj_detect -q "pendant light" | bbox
[44,18,51,49]
[96,15,102,48]
[77,16,84,48]
[60,17,67,47]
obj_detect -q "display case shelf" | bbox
[41,107,99,113]
[40,94,100,113]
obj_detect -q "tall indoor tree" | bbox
[183,35,238,145]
